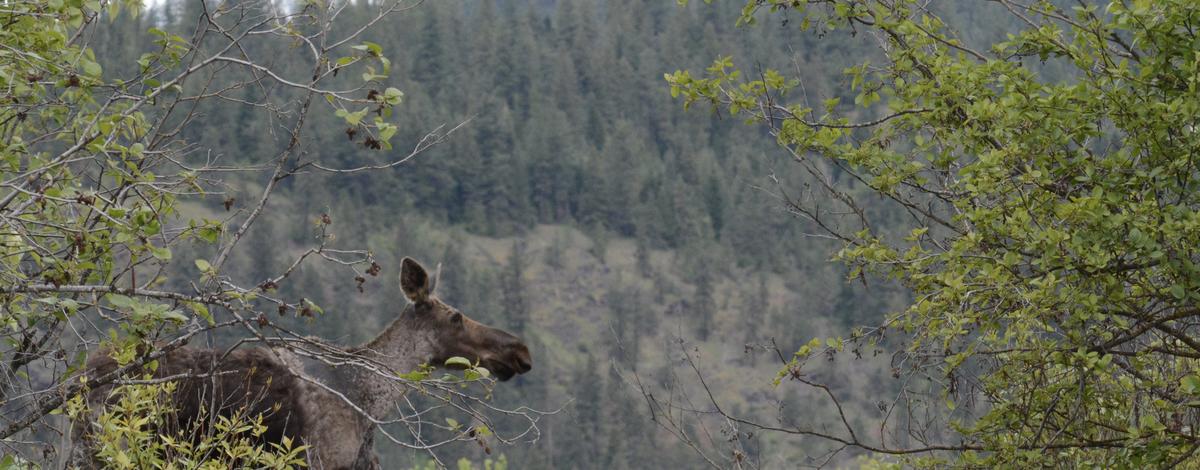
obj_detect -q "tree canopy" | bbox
[667,0,1200,466]
[0,1,538,467]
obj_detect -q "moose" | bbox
[72,257,532,469]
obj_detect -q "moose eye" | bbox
[450,312,464,325]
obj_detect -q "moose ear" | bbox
[399,257,430,303]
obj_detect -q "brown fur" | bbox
[78,346,307,448]
[73,258,531,469]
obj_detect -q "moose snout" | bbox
[514,345,532,374]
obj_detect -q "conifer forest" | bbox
[4,0,1200,468]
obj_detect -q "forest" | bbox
[3,0,1200,468]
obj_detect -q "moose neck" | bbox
[342,310,436,419]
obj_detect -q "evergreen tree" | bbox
[606,280,645,367]
[544,229,567,271]
[438,236,468,305]
[635,236,652,278]
[501,241,529,333]
[561,353,603,467]
[740,273,770,365]
[692,270,716,341]
[463,266,501,324]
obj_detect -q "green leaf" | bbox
[379,124,397,143]
[149,245,171,261]
[398,369,430,381]
[1170,284,1187,300]
[303,299,324,315]
[106,294,134,309]
[336,108,369,126]
[1182,375,1200,395]
[81,60,102,78]
[187,302,213,326]
[444,356,472,369]
[383,87,403,105]
[161,309,187,323]
[350,41,383,57]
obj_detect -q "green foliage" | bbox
[0,0,446,466]
[855,455,902,470]
[670,0,1200,466]
[72,381,307,469]
[405,455,507,470]
[0,454,37,470]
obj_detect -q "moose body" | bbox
[73,258,532,469]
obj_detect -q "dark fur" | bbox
[80,346,307,449]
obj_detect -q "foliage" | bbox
[0,0,521,466]
[667,0,1200,467]
[70,380,307,469]
[405,455,507,470]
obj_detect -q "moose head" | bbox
[396,257,532,380]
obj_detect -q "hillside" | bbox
[43,0,1018,467]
